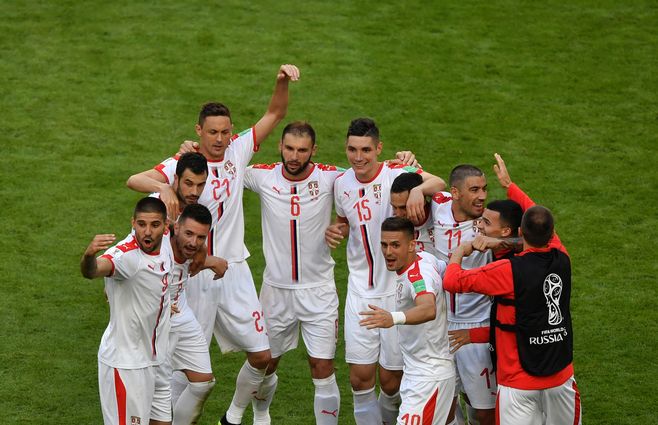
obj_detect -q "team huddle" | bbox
[81,65,582,425]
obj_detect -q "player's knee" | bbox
[474,407,495,425]
[378,369,402,395]
[349,365,377,390]
[247,350,272,370]
[308,357,334,379]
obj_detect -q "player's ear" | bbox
[311,143,318,155]
[501,226,511,238]
[376,140,383,155]
[195,124,203,137]
[450,185,459,199]
[408,238,416,253]
[278,140,283,153]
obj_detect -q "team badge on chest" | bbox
[224,160,236,176]
[307,180,319,199]
[373,184,382,203]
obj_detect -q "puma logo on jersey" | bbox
[147,264,155,271]
[343,191,351,199]
[321,409,338,417]
[272,186,281,194]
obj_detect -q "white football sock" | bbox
[313,374,340,425]
[378,390,400,425]
[352,387,381,425]
[171,370,189,407]
[225,361,266,424]
[252,372,278,425]
[173,379,215,425]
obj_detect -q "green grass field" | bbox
[1,1,657,423]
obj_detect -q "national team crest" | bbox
[307,181,319,199]
[373,184,382,202]
[224,160,236,176]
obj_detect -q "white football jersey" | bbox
[335,163,420,297]
[395,252,453,381]
[244,162,343,289]
[431,192,493,323]
[154,127,257,262]
[98,232,173,369]
[168,254,196,328]
[414,211,439,258]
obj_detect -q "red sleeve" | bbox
[508,183,568,256]
[469,326,490,343]
[443,260,514,297]
[507,183,535,211]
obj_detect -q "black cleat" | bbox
[219,413,241,425]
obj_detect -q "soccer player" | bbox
[325,118,445,425]
[126,64,300,425]
[81,197,173,425]
[443,155,581,425]
[166,203,226,425]
[243,121,342,424]
[390,172,439,258]
[430,165,495,425]
[360,217,454,425]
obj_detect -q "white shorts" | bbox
[163,316,213,375]
[150,364,172,422]
[397,376,455,425]
[260,283,338,359]
[497,376,582,425]
[449,321,497,409]
[344,291,403,370]
[186,262,270,354]
[98,362,156,425]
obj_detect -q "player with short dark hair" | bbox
[443,155,581,425]
[359,217,453,425]
[81,197,173,424]
[326,117,445,425]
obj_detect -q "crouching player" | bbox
[359,217,454,425]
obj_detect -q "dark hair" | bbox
[179,204,212,227]
[346,117,380,141]
[198,102,231,126]
[486,200,523,236]
[134,197,167,220]
[176,152,208,178]
[391,172,423,194]
[521,205,554,247]
[449,164,484,187]
[381,216,414,239]
[282,121,316,145]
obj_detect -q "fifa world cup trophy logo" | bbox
[543,273,563,325]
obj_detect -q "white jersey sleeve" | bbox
[154,155,179,185]
[431,192,493,323]
[395,253,453,381]
[248,162,343,289]
[334,163,421,297]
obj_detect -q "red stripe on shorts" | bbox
[114,368,127,425]
[422,387,439,425]
[572,381,581,425]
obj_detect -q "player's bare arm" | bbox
[80,234,116,279]
[359,294,436,329]
[493,153,512,188]
[406,171,446,224]
[324,216,349,249]
[126,169,179,221]
[448,240,474,265]
[203,255,229,280]
[189,243,208,277]
[253,64,300,148]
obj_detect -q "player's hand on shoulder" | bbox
[406,186,426,224]
[325,223,347,249]
[277,64,300,82]
[493,153,512,188]
[394,151,420,168]
[178,140,199,155]
[359,304,393,329]
[458,240,475,257]
[159,187,180,222]
[85,234,116,256]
